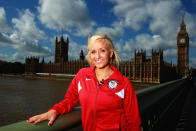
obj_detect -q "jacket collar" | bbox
[86,65,124,82]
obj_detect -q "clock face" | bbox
[180,38,185,43]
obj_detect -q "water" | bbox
[0,76,152,127]
[0,76,71,127]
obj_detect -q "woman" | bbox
[27,34,141,131]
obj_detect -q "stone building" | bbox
[25,57,39,74]
[130,49,177,83]
[25,45,177,83]
[25,16,189,83]
[55,36,69,63]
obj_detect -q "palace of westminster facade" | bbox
[25,17,189,83]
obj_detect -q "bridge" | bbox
[0,77,195,131]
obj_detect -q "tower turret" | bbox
[54,35,69,63]
[177,14,189,78]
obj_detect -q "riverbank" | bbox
[0,73,75,81]
[0,73,158,90]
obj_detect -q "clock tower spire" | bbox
[177,14,189,78]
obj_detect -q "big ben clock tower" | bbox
[177,15,189,78]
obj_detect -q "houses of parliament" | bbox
[25,17,189,83]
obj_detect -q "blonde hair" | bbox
[86,34,119,66]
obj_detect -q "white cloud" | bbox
[1,0,196,66]
[163,48,177,60]
[108,0,196,48]
[115,33,177,61]
[0,31,52,59]
[135,34,169,49]
[147,0,181,39]
[0,7,12,33]
[10,32,52,56]
[38,0,95,37]
[12,9,46,40]
[185,12,196,38]
[0,53,10,61]
[95,21,124,40]
[0,52,24,62]
[190,40,196,47]
[114,39,135,61]
[42,56,54,63]
[109,0,183,39]
[0,8,52,61]
[110,0,147,31]
[190,58,196,68]
[106,0,196,63]
[0,33,15,45]
[68,36,87,60]
[12,52,25,62]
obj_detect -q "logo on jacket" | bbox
[108,80,118,89]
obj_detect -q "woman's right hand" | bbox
[27,109,57,127]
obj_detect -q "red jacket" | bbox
[50,65,141,131]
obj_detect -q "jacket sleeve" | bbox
[123,79,142,131]
[49,71,80,115]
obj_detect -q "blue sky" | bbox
[0,0,196,68]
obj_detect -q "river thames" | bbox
[0,76,71,127]
[0,76,153,127]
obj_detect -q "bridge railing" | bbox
[0,78,189,131]
[137,78,189,131]
[0,107,82,131]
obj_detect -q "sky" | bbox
[0,0,196,68]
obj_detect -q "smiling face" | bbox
[89,38,113,69]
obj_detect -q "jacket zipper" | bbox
[93,82,100,130]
